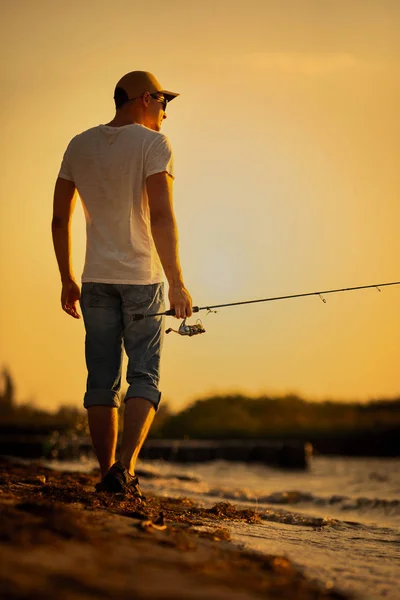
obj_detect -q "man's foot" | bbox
[95,461,145,499]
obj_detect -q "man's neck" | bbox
[104,107,147,127]
[104,117,140,127]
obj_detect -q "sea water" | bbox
[45,455,400,600]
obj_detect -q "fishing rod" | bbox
[130,280,400,337]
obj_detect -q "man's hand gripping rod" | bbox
[131,306,201,321]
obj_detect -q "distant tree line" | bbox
[1,367,399,439]
[0,368,88,433]
[0,368,15,414]
[149,393,400,439]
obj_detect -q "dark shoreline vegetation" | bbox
[1,368,399,457]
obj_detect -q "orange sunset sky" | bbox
[0,1,399,412]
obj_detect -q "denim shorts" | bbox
[79,282,165,410]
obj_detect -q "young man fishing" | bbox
[52,70,193,498]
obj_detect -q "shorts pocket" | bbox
[122,284,155,310]
[89,283,120,308]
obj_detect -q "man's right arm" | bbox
[146,171,192,319]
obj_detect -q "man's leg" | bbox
[87,406,118,477]
[79,283,124,478]
[119,398,155,474]
[121,282,165,475]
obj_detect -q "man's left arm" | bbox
[51,177,81,319]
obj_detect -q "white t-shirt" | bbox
[58,123,174,284]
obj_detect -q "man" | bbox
[52,70,192,498]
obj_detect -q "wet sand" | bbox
[0,458,351,599]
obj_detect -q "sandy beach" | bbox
[0,458,350,600]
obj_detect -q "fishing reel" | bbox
[166,317,206,337]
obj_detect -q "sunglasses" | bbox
[149,93,168,111]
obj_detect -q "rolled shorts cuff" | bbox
[124,384,161,410]
[84,389,121,409]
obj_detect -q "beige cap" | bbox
[114,70,179,103]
